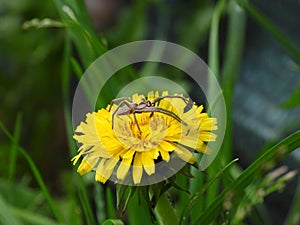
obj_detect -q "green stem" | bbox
[221,0,246,165]
[154,193,178,225]
[8,114,22,181]
[206,0,226,212]
[283,176,300,225]
[208,0,226,78]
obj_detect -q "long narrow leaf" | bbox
[283,176,300,225]
[205,0,226,212]
[221,0,246,165]
[8,114,22,180]
[77,183,97,225]
[154,193,179,225]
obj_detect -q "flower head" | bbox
[72,91,218,185]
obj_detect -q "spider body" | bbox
[108,95,193,134]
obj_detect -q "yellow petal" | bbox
[122,149,135,158]
[147,91,155,100]
[158,147,170,162]
[197,105,204,114]
[95,160,107,183]
[133,152,143,184]
[179,136,199,148]
[117,157,132,180]
[196,144,212,154]
[200,132,217,142]
[142,151,155,175]
[95,158,118,183]
[72,154,82,165]
[91,145,113,158]
[159,141,176,152]
[200,118,218,130]
[174,145,195,164]
[132,93,145,103]
[77,158,97,175]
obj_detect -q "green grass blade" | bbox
[206,0,226,212]
[0,122,65,225]
[61,29,98,225]
[127,194,152,225]
[154,193,179,225]
[77,180,97,225]
[61,32,76,156]
[283,176,300,225]
[106,187,116,219]
[235,0,300,64]
[221,0,246,165]
[281,87,300,108]
[8,113,22,180]
[94,183,105,223]
[208,0,226,78]
[193,130,300,225]
[52,0,107,65]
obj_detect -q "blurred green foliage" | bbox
[0,0,66,188]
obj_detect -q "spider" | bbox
[108,95,193,134]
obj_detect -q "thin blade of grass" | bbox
[77,179,97,225]
[154,193,179,225]
[127,194,152,225]
[208,0,226,78]
[61,30,98,225]
[221,0,246,166]
[61,32,76,155]
[205,0,226,213]
[8,113,22,180]
[283,176,300,225]
[95,183,105,223]
[193,130,300,225]
[106,187,116,219]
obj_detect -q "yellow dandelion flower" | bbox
[72,91,218,185]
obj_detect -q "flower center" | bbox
[114,114,167,152]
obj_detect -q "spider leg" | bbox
[132,112,142,135]
[108,97,132,112]
[137,107,188,126]
[111,100,133,129]
[151,95,193,112]
[184,98,194,113]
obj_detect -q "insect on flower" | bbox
[108,95,194,134]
